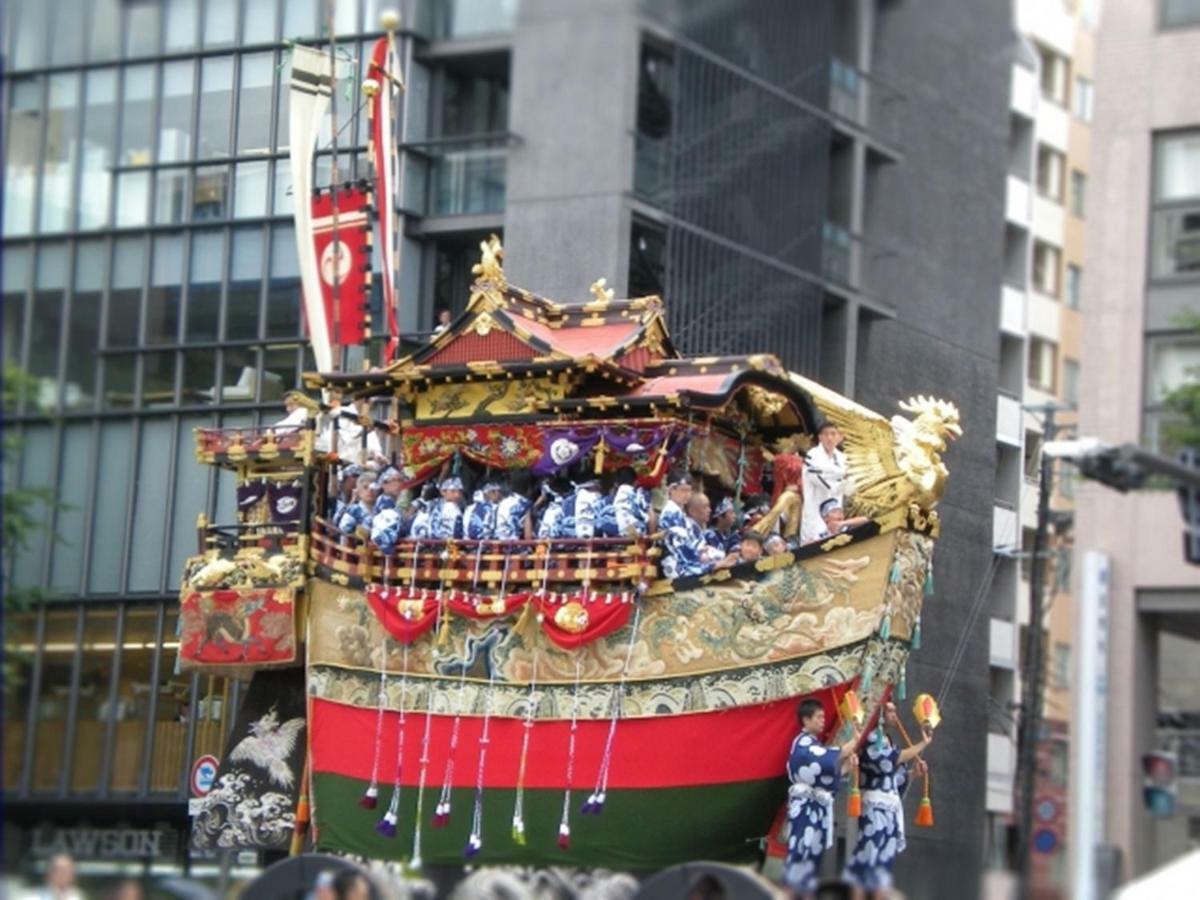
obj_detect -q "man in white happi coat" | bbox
[800,422,850,544]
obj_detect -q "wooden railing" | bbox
[194,424,313,467]
[196,520,304,556]
[308,516,660,588]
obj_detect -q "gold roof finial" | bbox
[471,234,506,287]
[589,277,615,305]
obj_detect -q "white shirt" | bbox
[801,444,847,543]
[317,409,384,465]
[273,406,309,431]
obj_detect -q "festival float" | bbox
[182,13,961,878]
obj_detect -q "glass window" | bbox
[1151,131,1200,279]
[142,351,177,408]
[237,53,276,154]
[88,0,122,62]
[273,159,293,215]
[3,246,30,365]
[263,345,299,400]
[227,227,264,340]
[193,166,230,220]
[1035,144,1065,202]
[1156,131,1200,202]
[155,168,191,225]
[1145,333,1200,404]
[12,2,49,70]
[169,416,213,577]
[1070,170,1086,218]
[1028,337,1059,392]
[1033,240,1061,298]
[125,1,161,57]
[266,226,302,337]
[165,0,198,51]
[159,62,196,163]
[234,161,269,218]
[89,424,132,589]
[109,238,146,347]
[115,171,151,228]
[1063,358,1080,406]
[40,74,81,234]
[204,0,237,46]
[197,56,235,159]
[146,235,185,345]
[1072,76,1093,122]
[188,230,225,343]
[50,0,88,66]
[1066,264,1082,310]
[182,348,217,402]
[40,74,80,226]
[335,0,358,36]
[130,420,173,590]
[4,613,38,790]
[30,608,81,790]
[282,0,318,40]
[65,241,105,410]
[13,427,55,590]
[103,353,137,410]
[629,220,666,298]
[1162,0,1200,28]
[4,78,42,237]
[1037,45,1069,105]
[51,424,94,594]
[31,245,67,408]
[119,65,156,166]
[436,0,518,39]
[274,54,291,151]
[71,608,120,793]
[243,0,278,42]
[220,346,259,402]
[80,70,118,230]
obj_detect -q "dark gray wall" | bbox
[857,1,1010,897]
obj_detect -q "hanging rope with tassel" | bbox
[583,601,643,816]
[892,715,935,827]
[511,634,539,845]
[433,646,472,828]
[376,641,409,838]
[361,555,394,811]
[410,667,437,869]
[465,660,498,858]
[558,657,584,850]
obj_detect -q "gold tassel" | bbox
[513,599,539,641]
[594,436,607,475]
[437,602,452,647]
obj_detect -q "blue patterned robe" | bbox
[370,508,403,551]
[427,498,462,540]
[465,499,499,540]
[373,493,398,516]
[537,496,566,539]
[593,494,619,537]
[704,526,741,555]
[783,731,842,894]
[571,487,601,538]
[662,515,725,579]
[495,494,531,541]
[613,484,649,536]
[337,500,374,536]
[843,733,910,891]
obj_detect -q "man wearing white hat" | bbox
[428,476,464,540]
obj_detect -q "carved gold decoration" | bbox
[472,311,496,336]
[553,601,590,634]
[589,277,615,305]
[471,234,506,287]
[793,375,962,525]
[746,385,788,418]
[398,598,427,621]
[820,533,854,552]
[415,378,564,420]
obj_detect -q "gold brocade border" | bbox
[306,641,886,721]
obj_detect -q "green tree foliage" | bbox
[1161,315,1200,453]
[3,364,54,613]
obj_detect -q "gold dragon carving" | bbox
[471,234,506,288]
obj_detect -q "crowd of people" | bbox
[320,421,870,580]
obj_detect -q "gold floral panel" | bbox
[414,378,565,420]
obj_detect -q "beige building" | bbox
[1074,0,1200,889]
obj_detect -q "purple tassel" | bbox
[464,833,482,858]
[375,812,398,839]
[358,787,379,810]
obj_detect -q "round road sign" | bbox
[191,755,220,797]
[1033,828,1058,855]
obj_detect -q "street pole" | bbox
[1015,406,1056,899]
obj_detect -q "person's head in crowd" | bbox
[440,476,465,505]
[614,466,638,488]
[797,697,826,734]
[421,482,440,504]
[548,475,572,499]
[435,308,452,329]
[107,879,144,900]
[764,534,788,555]
[313,870,337,900]
[667,471,694,507]
[816,421,841,453]
[340,463,362,495]
[509,470,536,498]
[711,497,736,531]
[739,531,764,562]
[685,492,711,527]
[45,853,78,895]
[820,497,845,532]
[482,480,505,504]
[332,868,370,900]
[357,479,380,504]
[377,467,404,498]
[576,474,600,494]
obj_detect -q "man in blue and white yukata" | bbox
[611,466,652,537]
[843,702,932,899]
[662,492,736,578]
[704,497,741,555]
[428,477,464,539]
[465,481,504,539]
[536,478,570,539]
[570,476,603,539]
[784,698,860,899]
[496,472,535,541]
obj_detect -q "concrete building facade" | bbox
[1073,0,1200,888]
